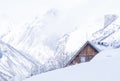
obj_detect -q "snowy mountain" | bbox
[1,0,120,81]
[1,9,59,64]
[0,40,41,81]
[1,13,120,81]
[20,13,120,80]
[91,15,120,48]
[23,48,120,81]
[0,9,63,81]
[2,1,120,65]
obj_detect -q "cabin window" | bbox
[80,56,86,63]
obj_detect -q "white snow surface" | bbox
[1,0,120,80]
[23,48,120,81]
[65,28,88,54]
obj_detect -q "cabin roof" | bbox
[66,41,101,66]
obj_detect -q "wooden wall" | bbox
[70,44,98,65]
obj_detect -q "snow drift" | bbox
[23,48,120,81]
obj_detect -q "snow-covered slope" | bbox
[92,17,118,41]
[102,29,120,48]
[1,0,120,80]
[91,15,120,48]
[23,48,120,81]
[0,41,41,81]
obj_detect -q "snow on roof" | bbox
[64,28,88,54]
[66,41,101,66]
[63,28,109,66]
[23,48,120,81]
[64,14,120,66]
[64,15,113,54]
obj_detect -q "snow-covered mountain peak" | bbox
[104,14,118,28]
[45,9,58,17]
[91,15,120,42]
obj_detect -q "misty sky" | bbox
[0,0,120,30]
[0,0,120,28]
[0,0,81,26]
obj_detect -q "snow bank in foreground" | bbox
[23,48,120,81]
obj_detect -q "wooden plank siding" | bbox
[70,43,98,65]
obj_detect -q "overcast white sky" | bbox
[0,0,82,27]
[0,0,120,28]
[0,0,120,27]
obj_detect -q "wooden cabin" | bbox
[67,41,100,66]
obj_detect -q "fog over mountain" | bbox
[0,0,120,81]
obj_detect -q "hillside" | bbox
[0,41,40,81]
[0,0,120,81]
[23,48,120,81]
